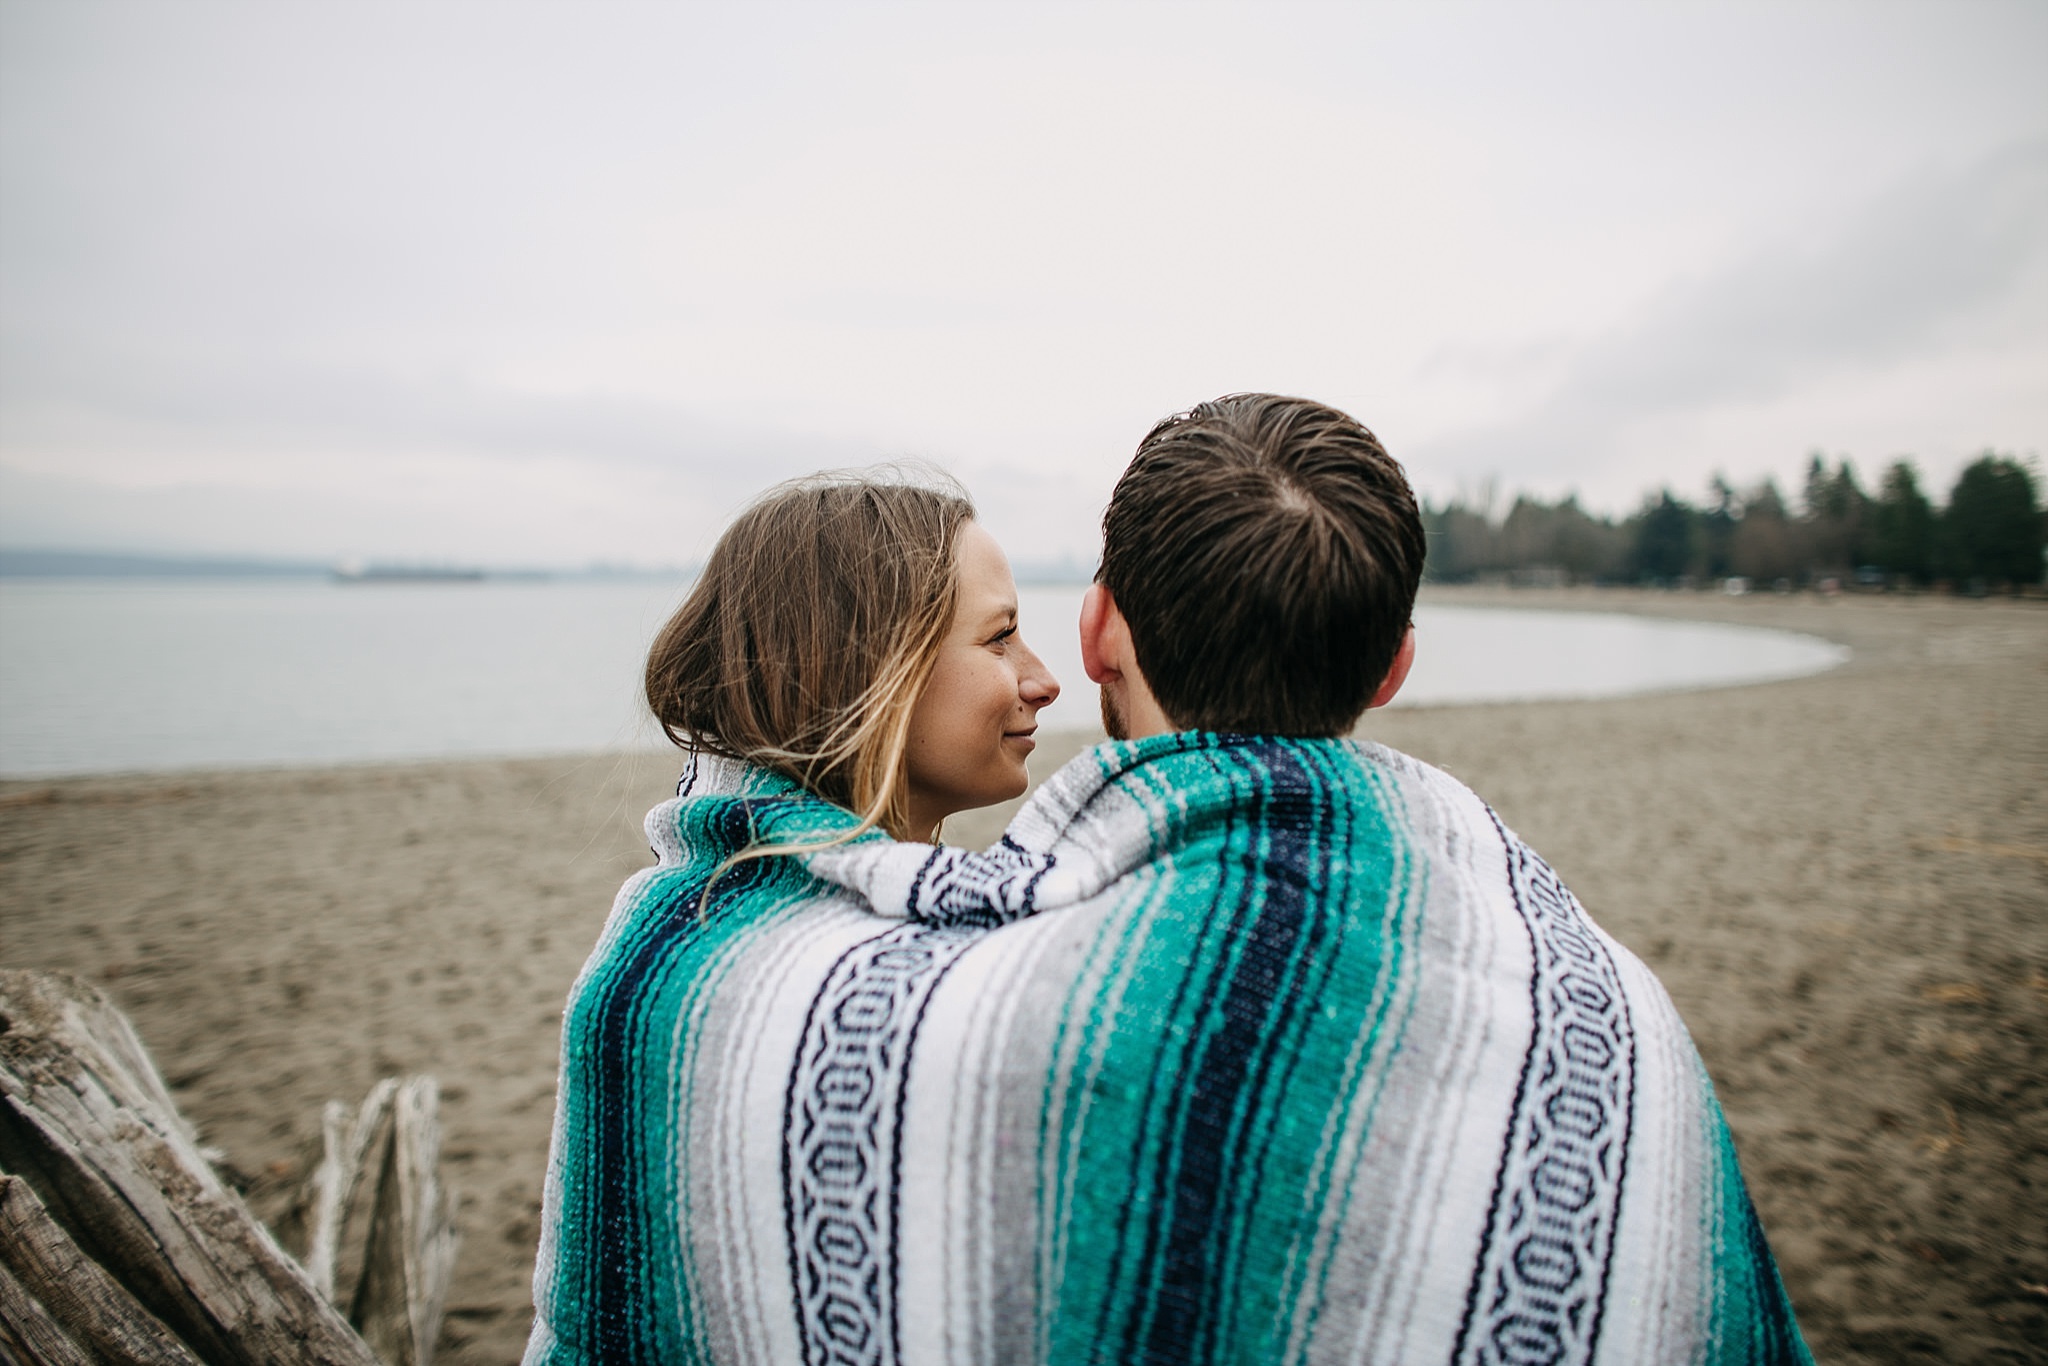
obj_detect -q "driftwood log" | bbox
[300,1078,459,1366]
[0,1174,205,1366]
[0,970,457,1366]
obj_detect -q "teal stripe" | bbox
[1036,738,1206,1360]
[1107,752,1261,1354]
[1035,737,1432,1365]
[538,774,872,1362]
[1699,1087,1814,1365]
[1034,867,1163,1362]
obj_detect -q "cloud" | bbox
[1,342,872,478]
[1584,142,2047,407]
[6,3,2045,554]
[0,451,746,567]
[1415,141,2048,502]
[0,334,908,564]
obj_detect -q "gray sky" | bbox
[2,0,2043,567]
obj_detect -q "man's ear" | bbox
[1366,625,1416,710]
[1079,583,1126,685]
[1080,583,1178,740]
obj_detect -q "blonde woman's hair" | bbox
[645,467,974,843]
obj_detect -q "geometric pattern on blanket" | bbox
[526,733,1812,1366]
[786,920,980,1365]
[1453,816,1634,1365]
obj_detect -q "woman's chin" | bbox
[989,760,1033,805]
[916,767,1033,832]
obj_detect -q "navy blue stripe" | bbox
[1123,742,1330,1364]
[584,798,767,1363]
[1193,740,1359,1357]
[904,846,944,918]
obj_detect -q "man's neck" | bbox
[1104,680,1177,741]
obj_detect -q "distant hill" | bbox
[1012,556,1096,585]
[0,548,701,581]
[0,548,333,578]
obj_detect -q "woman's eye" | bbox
[987,626,1017,649]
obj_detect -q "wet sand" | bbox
[2,587,2042,1363]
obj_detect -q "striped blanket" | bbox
[526,732,1810,1365]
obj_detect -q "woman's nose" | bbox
[1016,638,1060,706]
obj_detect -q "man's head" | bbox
[1085,393,1425,738]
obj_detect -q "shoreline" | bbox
[3,589,2043,1362]
[0,580,1872,787]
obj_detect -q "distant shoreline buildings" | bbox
[331,560,485,585]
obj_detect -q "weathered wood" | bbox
[394,1078,457,1366]
[0,1256,100,1366]
[314,1077,458,1366]
[353,1111,412,1365]
[306,1080,398,1306]
[0,1175,202,1366]
[0,970,382,1366]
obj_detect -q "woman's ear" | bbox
[1367,625,1416,710]
[1079,583,1125,685]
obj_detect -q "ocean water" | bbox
[0,579,1848,778]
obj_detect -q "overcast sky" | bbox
[2,0,2043,568]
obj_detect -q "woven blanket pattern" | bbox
[526,733,1809,1365]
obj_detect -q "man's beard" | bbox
[1099,686,1128,741]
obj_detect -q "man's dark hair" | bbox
[1098,393,1425,736]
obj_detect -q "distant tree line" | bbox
[1422,452,2045,591]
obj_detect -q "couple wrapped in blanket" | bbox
[526,396,1812,1365]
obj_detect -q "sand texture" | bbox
[2,587,2042,1363]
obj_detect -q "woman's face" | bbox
[903,520,1061,837]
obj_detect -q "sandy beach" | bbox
[2,586,2042,1364]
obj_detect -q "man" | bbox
[803,393,1809,1364]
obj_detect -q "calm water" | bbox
[0,579,1847,778]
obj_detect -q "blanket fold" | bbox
[528,734,1809,1365]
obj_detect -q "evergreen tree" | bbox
[1801,454,1868,574]
[1942,454,2044,587]
[1632,490,1695,582]
[1871,460,1935,584]
[1801,453,1831,522]
[1415,455,2038,591]
[1700,474,1738,578]
[1826,461,1869,569]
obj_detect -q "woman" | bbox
[642,468,1059,844]
[526,469,1058,1364]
